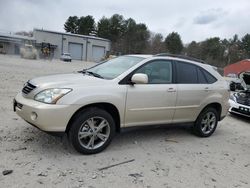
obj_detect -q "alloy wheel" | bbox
[200,112,216,134]
[78,117,110,150]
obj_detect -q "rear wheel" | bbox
[68,108,115,154]
[193,107,218,137]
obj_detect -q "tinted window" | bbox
[197,68,207,84]
[135,60,172,84]
[202,69,217,84]
[176,61,198,84]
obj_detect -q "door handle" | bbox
[204,87,210,91]
[167,88,176,92]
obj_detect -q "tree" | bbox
[148,33,165,54]
[133,23,150,53]
[165,32,183,54]
[241,34,250,57]
[121,18,137,53]
[78,15,95,35]
[64,14,250,66]
[97,17,111,39]
[109,14,126,43]
[198,37,227,66]
[185,41,202,58]
[201,38,222,59]
[97,15,150,54]
[222,35,244,66]
[64,16,79,34]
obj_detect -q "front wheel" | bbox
[193,107,218,137]
[68,108,115,154]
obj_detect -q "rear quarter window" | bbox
[176,61,217,84]
[197,68,207,84]
[202,69,217,84]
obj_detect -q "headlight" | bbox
[229,93,236,102]
[34,88,72,104]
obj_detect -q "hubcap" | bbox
[201,112,216,134]
[78,117,110,150]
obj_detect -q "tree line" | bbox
[64,14,250,67]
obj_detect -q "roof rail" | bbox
[154,53,206,64]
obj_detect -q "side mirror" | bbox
[131,73,148,84]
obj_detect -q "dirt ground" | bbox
[0,54,250,188]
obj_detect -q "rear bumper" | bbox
[14,93,79,132]
[229,99,250,118]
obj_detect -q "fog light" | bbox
[31,112,37,121]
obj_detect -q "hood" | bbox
[239,72,250,90]
[29,72,109,88]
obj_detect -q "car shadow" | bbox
[19,123,195,156]
[228,113,250,123]
[109,124,193,147]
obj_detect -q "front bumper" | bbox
[229,99,250,118]
[14,93,79,132]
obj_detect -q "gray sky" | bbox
[0,0,249,43]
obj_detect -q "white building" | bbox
[0,29,111,62]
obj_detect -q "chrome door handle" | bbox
[204,87,210,91]
[167,88,176,92]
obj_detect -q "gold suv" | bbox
[14,54,229,154]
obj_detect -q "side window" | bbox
[176,61,198,84]
[197,68,207,84]
[135,60,172,84]
[202,69,217,84]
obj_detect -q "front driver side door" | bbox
[124,60,177,127]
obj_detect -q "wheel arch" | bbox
[65,102,121,133]
[199,102,222,120]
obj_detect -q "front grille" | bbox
[22,82,36,95]
[232,107,250,115]
[237,99,250,106]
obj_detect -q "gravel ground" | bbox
[0,54,250,188]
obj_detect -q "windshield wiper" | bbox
[79,70,104,79]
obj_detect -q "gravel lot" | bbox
[0,54,250,188]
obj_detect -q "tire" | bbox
[68,107,115,154]
[193,107,218,137]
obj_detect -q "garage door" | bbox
[92,46,105,62]
[69,43,83,60]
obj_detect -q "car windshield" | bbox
[86,56,145,79]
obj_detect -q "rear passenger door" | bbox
[173,61,217,123]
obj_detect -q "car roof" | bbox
[127,54,153,58]
[126,54,222,80]
[127,54,205,67]
[127,54,205,65]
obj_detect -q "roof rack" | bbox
[154,53,206,64]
